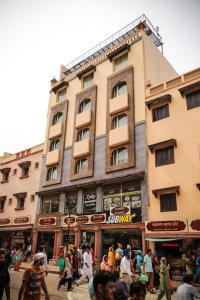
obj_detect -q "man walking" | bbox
[143,249,155,293]
[93,270,116,300]
[77,245,93,286]
[120,248,134,286]
[0,248,10,300]
[38,246,48,276]
[18,252,50,300]
[177,274,200,300]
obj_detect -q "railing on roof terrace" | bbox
[64,14,162,75]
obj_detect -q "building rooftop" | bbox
[64,14,162,76]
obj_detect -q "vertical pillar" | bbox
[53,230,60,259]
[31,229,38,255]
[55,230,62,258]
[77,190,83,214]
[59,193,65,214]
[94,226,101,259]
[96,185,102,212]
[74,226,80,248]
[141,228,146,254]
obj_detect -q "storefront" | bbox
[145,219,200,280]
[0,216,33,249]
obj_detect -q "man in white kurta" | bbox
[77,245,93,285]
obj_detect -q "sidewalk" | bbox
[20,261,60,274]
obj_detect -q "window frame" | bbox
[112,81,127,98]
[186,90,200,110]
[57,88,66,102]
[46,166,58,181]
[75,158,88,174]
[155,146,175,167]
[82,72,94,89]
[111,147,128,166]
[113,52,128,72]
[79,99,91,113]
[160,193,177,212]
[112,114,128,129]
[52,112,63,125]
[49,139,60,151]
[152,104,169,122]
[77,128,89,141]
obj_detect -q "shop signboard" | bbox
[38,217,56,226]
[83,193,96,214]
[188,219,200,232]
[14,216,30,224]
[145,220,188,233]
[107,213,136,224]
[61,213,106,226]
[0,218,11,226]
[110,206,130,216]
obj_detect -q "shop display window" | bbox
[83,191,96,214]
[64,193,77,215]
[41,194,59,214]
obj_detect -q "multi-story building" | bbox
[34,15,178,261]
[145,68,200,278]
[0,144,43,249]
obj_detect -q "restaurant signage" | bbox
[146,220,187,232]
[83,193,96,214]
[38,217,56,226]
[107,213,136,224]
[61,214,106,226]
[110,206,130,216]
[14,217,30,224]
[190,219,200,231]
[0,218,11,226]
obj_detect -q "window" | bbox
[49,139,60,151]
[2,172,9,182]
[155,147,174,166]
[160,193,177,212]
[17,197,25,209]
[34,162,39,169]
[52,112,63,125]
[21,166,29,177]
[83,192,96,214]
[57,88,66,101]
[13,169,17,175]
[46,167,58,180]
[186,90,200,110]
[77,128,89,141]
[111,147,128,165]
[152,104,169,122]
[8,198,12,205]
[79,99,91,113]
[0,198,5,211]
[64,193,77,215]
[41,194,59,214]
[83,73,93,89]
[112,82,127,98]
[114,53,128,71]
[112,114,128,129]
[75,158,88,174]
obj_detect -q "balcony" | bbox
[75,109,91,128]
[49,123,62,139]
[109,93,128,114]
[109,125,129,147]
[73,139,90,158]
[46,149,60,166]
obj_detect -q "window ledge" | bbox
[15,208,25,211]
[19,175,29,179]
[152,186,180,198]
[1,180,8,184]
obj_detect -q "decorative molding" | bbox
[148,139,177,153]
[179,81,200,96]
[107,44,130,61]
[152,186,180,198]
[145,94,171,110]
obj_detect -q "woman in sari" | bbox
[100,255,110,271]
[108,247,115,272]
[157,257,171,300]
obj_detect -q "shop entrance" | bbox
[80,231,95,248]
[37,232,55,260]
[102,229,141,255]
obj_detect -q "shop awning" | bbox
[145,237,184,242]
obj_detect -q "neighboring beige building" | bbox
[0,144,43,249]
[145,68,200,279]
[33,15,179,261]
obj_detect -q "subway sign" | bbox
[107,213,136,224]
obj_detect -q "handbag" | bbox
[168,280,174,289]
[139,273,149,282]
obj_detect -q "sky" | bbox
[0,0,199,154]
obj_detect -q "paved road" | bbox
[3,269,177,300]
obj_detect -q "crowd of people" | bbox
[0,243,200,300]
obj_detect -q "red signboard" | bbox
[190,220,200,231]
[0,218,11,225]
[110,206,129,215]
[14,217,29,224]
[64,217,76,225]
[146,220,186,232]
[38,217,56,226]
[90,214,105,223]
[76,216,89,224]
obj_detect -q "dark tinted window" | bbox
[160,193,177,212]
[186,90,200,110]
[155,147,174,166]
[152,104,169,122]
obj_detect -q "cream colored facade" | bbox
[145,68,200,240]
[0,144,43,247]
